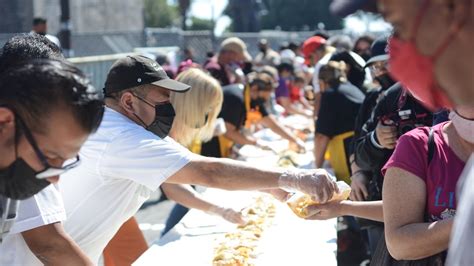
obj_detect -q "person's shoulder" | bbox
[99,108,143,136]
[399,126,431,145]
[383,82,403,99]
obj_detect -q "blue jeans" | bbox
[161,204,189,236]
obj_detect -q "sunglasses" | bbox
[16,116,81,179]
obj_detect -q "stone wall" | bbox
[0,0,144,35]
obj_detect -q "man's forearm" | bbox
[22,224,93,266]
[168,156,283,191]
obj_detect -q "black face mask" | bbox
[133,95,176,139]
[0,105,82,200]
[0,115,50,200]
[0,159,50,200]
[147,102,175,138]
[375,73,396,90]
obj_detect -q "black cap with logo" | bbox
[104,55,190,96]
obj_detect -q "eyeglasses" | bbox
[16,116,81,179]
[369,61,389,75]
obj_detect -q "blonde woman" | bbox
[161,68,245,236]
[102,68,244,266]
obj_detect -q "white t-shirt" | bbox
[59,107,193,263]
[446,154,474,265]
[0,184,66,265]
[312,53,332,94]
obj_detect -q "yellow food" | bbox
[213,195,276,266]
[287,181,351,218]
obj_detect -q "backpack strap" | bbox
[427,127,436,165]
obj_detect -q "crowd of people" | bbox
[0,0,472,265]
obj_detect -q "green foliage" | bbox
[260,0,343,31]
[144,0,179,28]
[188,17,214,31]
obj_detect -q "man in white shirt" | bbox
[0,185,70,265]
[51,55,337,264]
[0,35,104,265]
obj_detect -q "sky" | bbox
[185,0,391,36]
[188,0,230,35]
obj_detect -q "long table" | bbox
[134,120,338,266]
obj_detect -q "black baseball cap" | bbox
[104,55,190,96]
[365,35,390,67]
[330,0,378,17]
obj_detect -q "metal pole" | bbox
[59,0,72,57]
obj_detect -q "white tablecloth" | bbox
[134,119,337,266]
[133,189,337,266]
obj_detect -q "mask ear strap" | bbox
[132,113,149,129]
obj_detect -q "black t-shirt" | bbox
[316,84,362,138]
[201,84,269,158]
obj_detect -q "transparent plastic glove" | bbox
[208,206,246,225]
[278,169,338,203]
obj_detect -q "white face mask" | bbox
[450,111,474,144]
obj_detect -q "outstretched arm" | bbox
[161,183,245,224]
[166,155,338,203]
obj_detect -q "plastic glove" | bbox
[208,206,246,225]
[278,169,338,204]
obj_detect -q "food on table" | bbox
[212,195,276,266]
[277,150,300,168]
[286,181,351,218]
